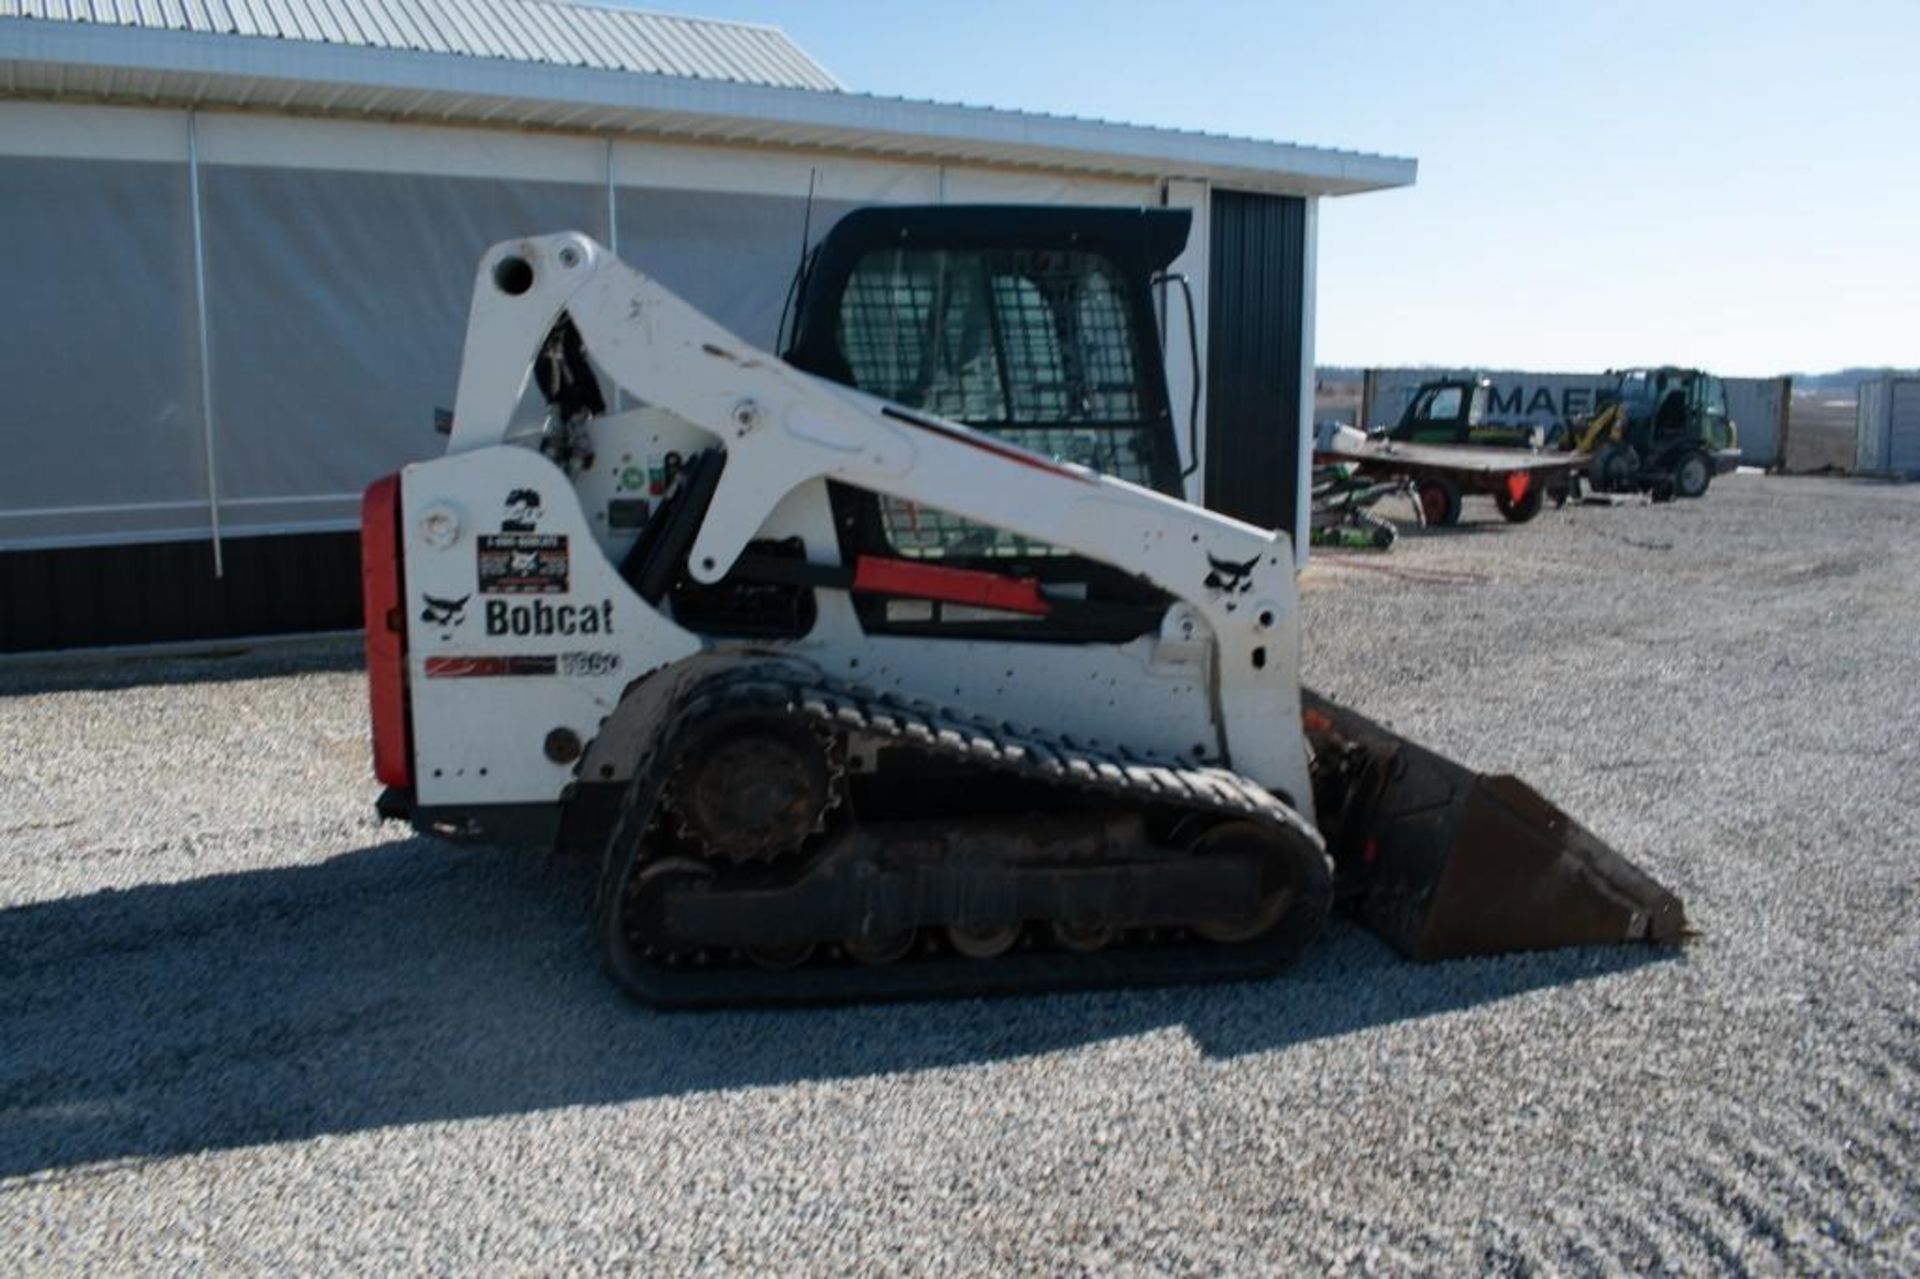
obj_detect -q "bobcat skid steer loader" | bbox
[362,209,1684,1006]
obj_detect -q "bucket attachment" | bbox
[1302,689,1687,961]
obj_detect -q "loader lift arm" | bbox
[447,232,1308,795]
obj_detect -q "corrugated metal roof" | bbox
[0,0,844,90]
[0,7,1416,196]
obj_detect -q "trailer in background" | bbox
[1315,426,1587,527]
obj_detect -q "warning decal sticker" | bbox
[477,533,569,595]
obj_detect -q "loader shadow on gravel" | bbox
[0,835,1671,1177]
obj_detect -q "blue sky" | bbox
[642,1,1916,375]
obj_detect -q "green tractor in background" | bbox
[1569,367,1742,500]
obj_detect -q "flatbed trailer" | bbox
[1315,437,1589,527]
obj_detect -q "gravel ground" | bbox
[2,474,1916,1274]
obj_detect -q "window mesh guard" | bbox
[837,248,1154,560]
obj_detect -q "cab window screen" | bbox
[836,247,1155,558]
[838,248,1146,435]
[1074,270,1141,421]
[837,251,1005,422]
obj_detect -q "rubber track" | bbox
[594,660,1330,1008]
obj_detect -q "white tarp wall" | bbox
[0,102,1171,552]
[1361,367,1790,465]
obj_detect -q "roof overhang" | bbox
[0,20,1417,197]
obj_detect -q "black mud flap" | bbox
[1302,690,1687,961]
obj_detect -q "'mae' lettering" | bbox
[485,599,615,636]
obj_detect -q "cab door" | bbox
[1697,376,1735,451]
[1397,383,1470,443]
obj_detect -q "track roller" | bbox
[844,931,917,965]
[947,924,1022,959]
[746,942,815,971]
[1050,920,1116,953]
[1187,819,1331,945]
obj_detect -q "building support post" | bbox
[1293,196,1319,570]
[187,109,223,577]
[603,137,620,257]
[604,137,623,413]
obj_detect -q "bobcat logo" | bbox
[502,488,543,532]
[508,549,541,575]
[419,593,470,632]
[1203,553,1259,595]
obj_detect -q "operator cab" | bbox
[1387,377,1541,449]
[781,206,1192,642]
[1608,367,1739,458]
[1389,378,1488,444]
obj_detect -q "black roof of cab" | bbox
[782,204,1191,379]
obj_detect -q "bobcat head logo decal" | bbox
[420,593,470,634]
[1203,552,1259,596]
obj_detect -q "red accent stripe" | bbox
[893,411,1094,484]
[360,474,412,788]
[852,555,1051,616]
[425,656,509,678]
[421,655,560,678]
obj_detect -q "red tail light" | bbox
[360,474,413,788]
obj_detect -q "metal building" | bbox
[1854,377,1920,477]
[0,0,1414,652]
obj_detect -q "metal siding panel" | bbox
[1853,381,1881,473]
[256,0,308,42]
[647,18,704,78]
[0,532,361,652]
[342,0,398,48]
[446,0,515,57]
[376,0,436,51]
[182,0,222,32]
[623,15,682,77]
[491,0,570,65]
[1889,380,1920,475]
[589,24,648,74]
[388,1,454,54]
[303,0,352,45]
[1204,190,1305,535]
[225,0,268,38]
[269,0,317,41]
[685,19,743,79]
[726,30,777,85]
[571,9,638,72]
[317,0,371,46]
[1724,376,1787,468]
[420,0,483,57]
[446,0,511,59]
